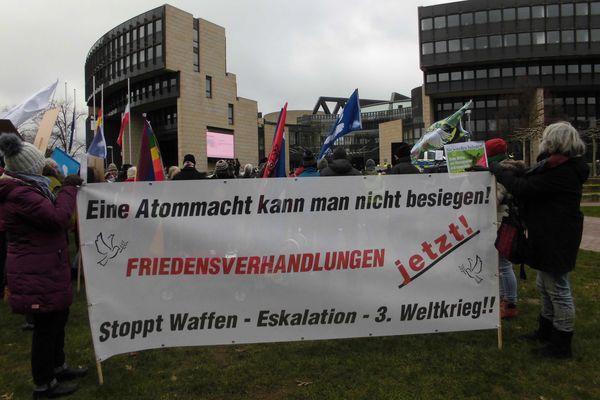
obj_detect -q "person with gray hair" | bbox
[488,121,589,358]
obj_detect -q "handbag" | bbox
[495,201,529,266]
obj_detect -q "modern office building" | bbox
[84,4,258,172]
[262,93,416,171]
[416,0,600,161]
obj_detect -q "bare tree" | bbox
[3,97,86,157]
[583,127,600,176]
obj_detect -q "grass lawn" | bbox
[2,250,599,400]
[581,206,600,218]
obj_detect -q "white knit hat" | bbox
[0,133,45,175]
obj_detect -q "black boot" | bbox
[521,315,553,343]
[54,364,88,381]
[532,329,573,359]
[32,379,78,399]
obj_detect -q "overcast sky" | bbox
[0,0,448,115]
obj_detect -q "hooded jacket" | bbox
[493,154,589,273]
[319,159,361,176]
[0,173,77,313]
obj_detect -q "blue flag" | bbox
[317,89,362,160]
[87,109,106,158]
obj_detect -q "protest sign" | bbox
[78,174,499,361]
[444,141,486,174]
[51,147,81,176]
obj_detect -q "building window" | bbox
[532,31,546,45]
[434,16,446,29]
[489,68,500,78]
[447,14,459,27]
[421,18,433,30]
[435,40,447,53]
[461,12,473,25]
[541,65,553,75]
[155,44,162,58]
[576,30,589,42]
[593,2,600,14]
[438,72,449,82]
[502,67,514,77]
[448,39,460,52]
[487,99,497,107]
[562,30,575,43]
[474,11,487,24]
[503,8,516,21]
[147,22,153,36]
[504,34,517,47]
[475,36,488,49]
[463,70,474,80]
[517,7,530,20]
[490,35,502,48]
[450,71,461,81]
[547,4,559,17]
[125,55,130,69]
[568,64,579,74]
[528,65,540,75]
[561,3,574,17]
[156,19,162,32]
[576,3,589,15]
[461,37,474,50]
[489,9,501,22]
[228,104,234,125]
[476,69,487,79]
[139,25,145,40]
[132,52,137,66]
[426,73,437,83]
[193,47,199,71]
[206,75,212,97]
[518,33,531,46]
[422,42,434,55]
[581,64,592,73]
[532,5,545,18]
[555,65,566,74]
[515,66,526,76]
[592,29,600,41]
[139,49,145,64]
[547,31,560,44]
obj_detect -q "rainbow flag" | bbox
[136,119,165,181]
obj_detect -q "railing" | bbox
[297,107,413,125]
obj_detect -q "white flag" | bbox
[1,80,59,127]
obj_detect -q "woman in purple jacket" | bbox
[0,133,86,399]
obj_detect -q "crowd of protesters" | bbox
[0,123,591,397]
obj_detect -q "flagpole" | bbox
[127,77,132,164]
[92,76,96,135]
[72,88,76,153]
[101,84,105,168]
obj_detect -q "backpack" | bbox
[495,199,529,279]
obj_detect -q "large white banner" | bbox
[78,174,499,361]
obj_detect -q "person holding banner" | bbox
[0,133,87,398]
[488,122,588,358]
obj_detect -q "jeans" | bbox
[536,271,575,332]
[31,308,70,385]
[499,256,517,304]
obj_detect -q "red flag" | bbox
[116,103,130,147]
[262,102,288,178]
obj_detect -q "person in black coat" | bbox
[489,121,589,358]
[390,142,420,175]
[172,154,206,180]
[319,148,360,176]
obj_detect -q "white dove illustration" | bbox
[95,233,121,266]
[459,255,483,283]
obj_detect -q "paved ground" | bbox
[581,216,600,252]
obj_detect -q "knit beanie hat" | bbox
[301,151,317,167]
[0,133,45,175]
[127,166,137,179]
[215,159,228,171]
[183,154,196,164]
[485,138,508,163]
[396,142,411,159]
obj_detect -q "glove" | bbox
[465,165,489,172]
[63,174,84,187]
